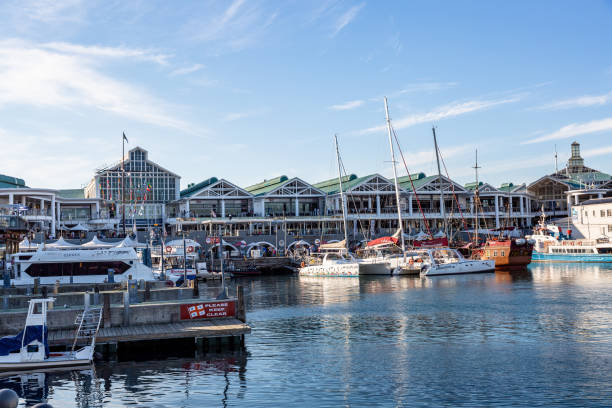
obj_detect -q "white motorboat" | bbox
[419,247,495,276]
[9,245,154,285]
[359,243,422,275]
[0,298,101,372]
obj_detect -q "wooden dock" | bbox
[49,318,250,346]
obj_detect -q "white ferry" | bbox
[9,239,154,285]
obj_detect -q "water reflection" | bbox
[9,265,612,407]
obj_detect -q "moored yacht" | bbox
[420,247,495,276]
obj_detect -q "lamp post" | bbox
[217,224,228,299]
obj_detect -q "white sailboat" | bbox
[299,135,389,277]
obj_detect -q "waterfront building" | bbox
[554,197,612,241]
[245,176,325,217]
[528,141,612,218]
[85,146,180,230]
[0,174,106,237]
[172,177,253,218]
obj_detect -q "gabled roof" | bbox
[181,177,219,198]
[181,178,252,199]
[528,175,581,191]
[398,173,467,193]
[245,176,289,196]
[336,174,396,195]
[0,174,27,189]
[398,173,433,191]
[248,177,324,197]
[96,146,180,178]
[57,189,85,199]
[313,174,358,194]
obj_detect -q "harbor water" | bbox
[2,263,612,407]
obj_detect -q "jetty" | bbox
[0,282,250,357]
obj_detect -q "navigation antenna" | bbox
[554,144,558,174]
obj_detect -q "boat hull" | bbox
[358,262,391,275]
[532,252,612,263]
[422,260,495,276]
[0,358,91,372]
[299,263,360,277]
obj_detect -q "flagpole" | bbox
[122,132,126,237]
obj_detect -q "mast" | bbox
[554,144,559,174]
[473,149,480,246]
[122,134,126,236]
[432,126,447,236]
[384,97,406,254]
[334,134,350,250]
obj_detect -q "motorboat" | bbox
[299,250,361,277]
[9,245,154,285]
[420,247,495,276]
[358,243,421,275]
[0,298,101,372]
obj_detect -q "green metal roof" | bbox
[313,174,358,194]
[57,189,85,199]
[180,177,219,198]
[397,173,434,191]
[568,171,612,183]
[464,181,483,191]
[245,176,289,196]
[497,182,515,192]
[0,174,26,189]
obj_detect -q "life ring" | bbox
[408,258,414,265]
[165,246,172,253]
[187,246,194,253]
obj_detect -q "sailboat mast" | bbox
[473,149,480,246]
[384,97,406,253]
[334,134,349,249]
[432,127,447,236]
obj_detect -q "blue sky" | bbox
[0,0,611,189]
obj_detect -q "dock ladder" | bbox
[71,307,103,353]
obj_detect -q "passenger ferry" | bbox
[9,238,154,285]
[530,239,612,262]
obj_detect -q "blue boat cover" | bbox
[0,325,49,357]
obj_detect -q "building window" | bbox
[608,225,612,233]
[493,251,497,257]
[608,210,612,217]
[501,250,505,257]
[601,210,606,217]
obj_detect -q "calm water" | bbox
[3,263,612,407]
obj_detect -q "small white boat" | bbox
[299,252,361,277]
[0,298,102,372]
[419,247,495,276]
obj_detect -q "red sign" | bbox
[180,300,235,320]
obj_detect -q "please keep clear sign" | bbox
[180,301,236,320]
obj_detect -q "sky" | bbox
[0,0,611,190]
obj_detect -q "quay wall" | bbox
[0,297,238,335]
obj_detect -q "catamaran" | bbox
[0,298,102,372]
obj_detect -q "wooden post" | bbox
[236,285,246,323]
[103,293,111,328]
[192,278,199,298]
[144,281,151,302]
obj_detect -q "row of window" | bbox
[24,261,131,277]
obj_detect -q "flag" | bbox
[123,132,128,143]
[146,183,151,192]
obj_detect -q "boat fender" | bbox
[415,258,422,263]
[0,389,18,408]
[301,261,305,268]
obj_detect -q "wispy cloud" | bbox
[329,99,364,111]
[581,145,612,158]
[522,117,612,144]
[0,39,194,133]
[42,42,171,65]
[222,109,266,122]
[356,95,523,135]
[332,2,365,36]
[535,91,612,110]
[188,0,278,53]
[170,64,205,77]
[402,145,471,168]
[19,0,84,23]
